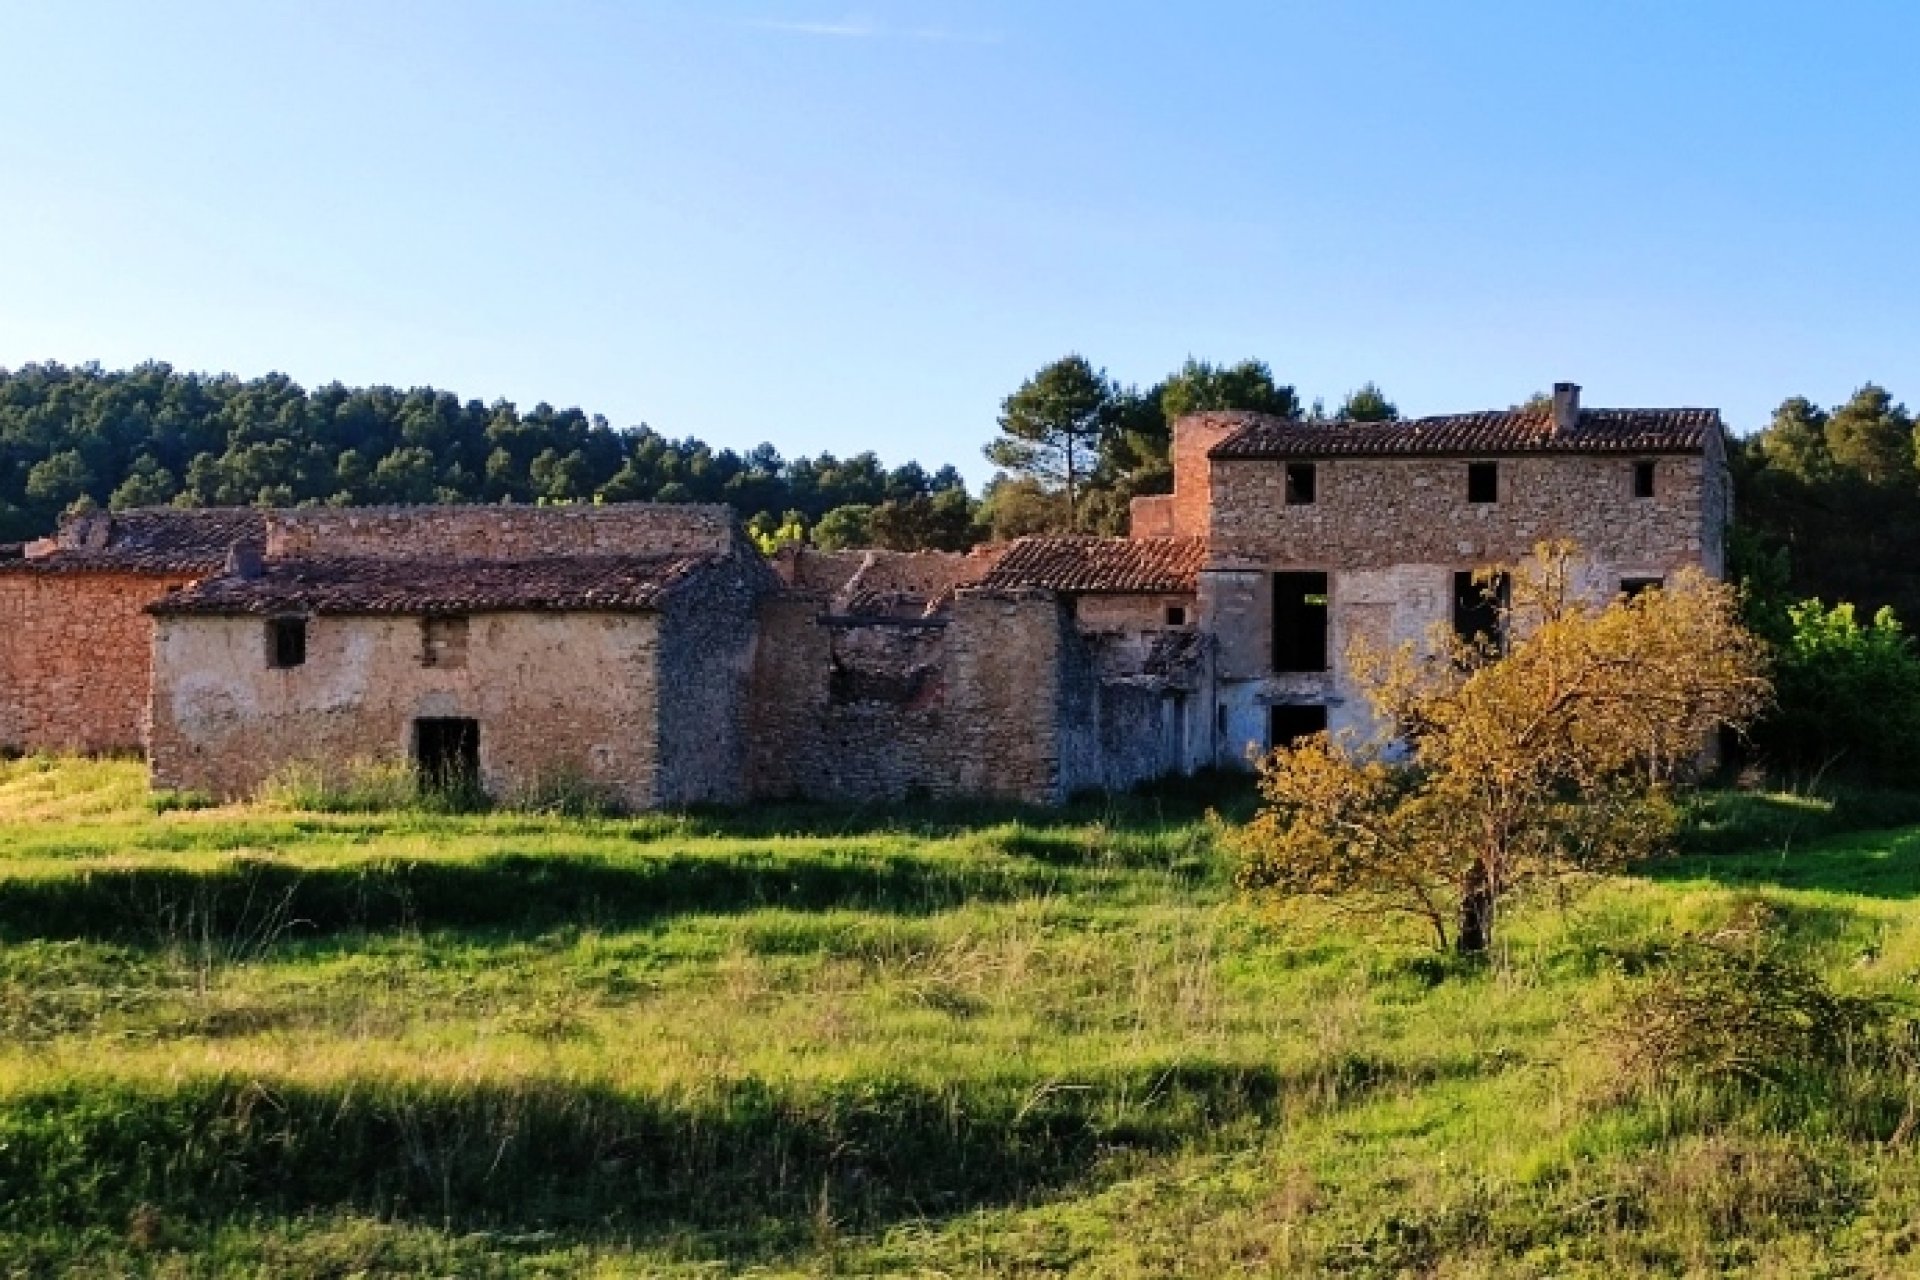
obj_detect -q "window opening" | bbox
[1633,460,1657,499]
[414,718,480,795]
[1165,604,1188,627]
[267,618,307,669]
[1269,704,1328,749]
[1285,462,1317,505]
[1467,461,1499,504]
[1620,577,1665,600]
[1273,572,1330,672]
[1453,571,1510,651]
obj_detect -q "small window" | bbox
[1621,577,1664,600]
[1164,605,1188,627]
[1633,461,1656,499]
[422,615,470,669]
[1285,462,1317,505]
[1467,462,1499,504]
[1273,572,1330,673]
[1453,571,1510,651]
[267,617,307,669]
[1270,704,1328,749]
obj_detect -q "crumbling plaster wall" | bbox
[0,570,191,754]
[150,610,663,806]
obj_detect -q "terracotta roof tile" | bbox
[3,508,267,575]
[1203,407,1720,459]
[150,553,737,616]
[978,537,1205,595]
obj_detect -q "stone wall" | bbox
[150,610,663,806]
[0,570,190,754]
[1201,448,1728,768]
[1209,453,1715,573]
[653,558,771,808]
[746,591,1074,804]
[266,504,738,561]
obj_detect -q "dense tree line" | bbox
[0,356,1390,549]
[0,362,971,548]
[1733,384,1920,628]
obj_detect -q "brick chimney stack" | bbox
[1552,382,1581,434]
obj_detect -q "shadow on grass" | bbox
[0,852,1075,946]
[0,1056,1407,1246]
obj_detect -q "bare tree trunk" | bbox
[1457,859,1496,955]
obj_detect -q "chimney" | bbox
[225,542,264,580]
[1552,382,1581,434]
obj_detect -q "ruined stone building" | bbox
[0,382,1729,807]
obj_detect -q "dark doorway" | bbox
[1273,572,1330,672]
[1453,571,1510,651]
[1270,704,1328,749]
[414,718,480,794]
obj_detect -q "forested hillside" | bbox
[0,362,973,549]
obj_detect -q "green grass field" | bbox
[0,756,1916,1277]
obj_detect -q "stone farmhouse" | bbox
[0,383,1729,807]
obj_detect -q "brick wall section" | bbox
[266,504,738,561]
[1128,496,1175,538]
[149,610,663,806]
[0,570,190,754]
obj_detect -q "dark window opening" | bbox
[1273,571,1330,672]
[1165,604,1188,627]
[1467,461,1499,504]
[1285,462,1317,505]
[1633,460,1657,499]
[1621,577,1665,600]
[414,718,480,794]
[267,618,307,669]
[422,614,470,668]
[1270,704,1328,749]
[1453,571,1510,651]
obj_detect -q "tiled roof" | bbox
[150,553,733,616]
[2,508,267,575]
[978,537,1206,595]
[1204,408,1721,459]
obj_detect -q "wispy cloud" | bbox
[739,14,878,38]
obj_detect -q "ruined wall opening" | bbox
[414,717,480,793]
[1272,572,1329,672]
[1269,703,1327,749]
[1453,571,1511,650]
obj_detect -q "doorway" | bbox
[414,718,480,795]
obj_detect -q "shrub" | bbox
[1609,911,1911,1090]
[1750,599,1920,787]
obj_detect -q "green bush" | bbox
[1750,599,1920,786]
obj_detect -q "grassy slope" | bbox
[0,758,1915,1277]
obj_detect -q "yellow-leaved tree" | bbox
[1237,543,1772,954]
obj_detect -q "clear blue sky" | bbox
[3,1,1916,485]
